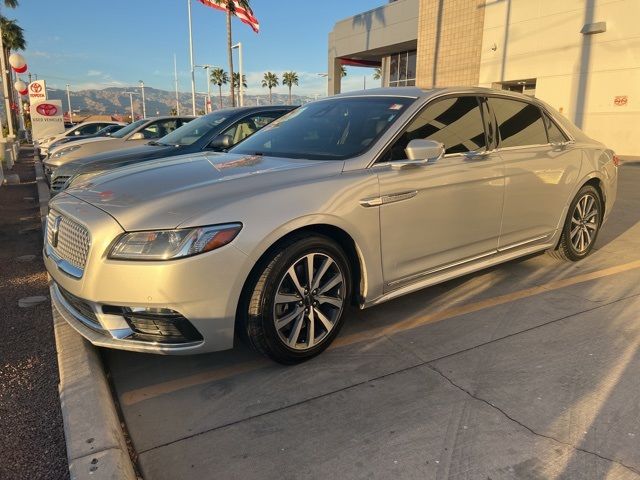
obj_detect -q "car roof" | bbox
[334,86,542,104]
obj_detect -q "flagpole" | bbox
[187,0,196,115]
[174,53,180,115]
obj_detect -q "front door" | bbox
[375,95,505,289]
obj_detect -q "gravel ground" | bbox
[0,149,69,480]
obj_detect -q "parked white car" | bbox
[36,120,124,158]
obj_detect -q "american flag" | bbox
[198,0,260,33]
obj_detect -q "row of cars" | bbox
[43,87,618,364]
[40,106,295,193]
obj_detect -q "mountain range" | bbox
[43,86,316,118]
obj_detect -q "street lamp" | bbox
[317,72,329,97]
[139,80,146,118]
[66,84,73,125]
[232,43,244,107]
[123,91,139,122]
[194,64,214,112]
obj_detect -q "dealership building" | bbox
[328,0,639,155]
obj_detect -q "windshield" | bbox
[111,119,147,138]
[230,97,414,160]
[159,111,229,146]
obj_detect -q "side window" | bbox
[489,98,548,148]
[139,120,178,139]
[221,112,282,146]
[543,113,568,144]
[76,124,100,135]
[384,96,487,161]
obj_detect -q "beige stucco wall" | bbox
[479,0,640,155]
[416,0,486,88]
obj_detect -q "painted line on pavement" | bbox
[120,259,640,406]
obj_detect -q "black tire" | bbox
[548,184,603,262]
[241,234,352,364]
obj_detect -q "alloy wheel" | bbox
[570,193,599,253]
[273,252,345,350]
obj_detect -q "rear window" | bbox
[489,98,548,148]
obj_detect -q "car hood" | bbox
[54,144,178,176]
[62,152,342,231]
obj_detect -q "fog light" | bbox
[119,307,203,344]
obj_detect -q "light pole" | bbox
[232,43,244,107]
[173,53,180,115]
[187,0,196,115]
[194,64,214,112]
[123,91,139,122]
[66,84,73,125]
[317,73,329,97]
[139,80,146,118]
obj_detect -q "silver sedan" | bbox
[44,87,618,363]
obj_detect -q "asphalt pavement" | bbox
[105,164,640,480]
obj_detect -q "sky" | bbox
[11,0,384,97]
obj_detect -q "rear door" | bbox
[489,97,581,249]
[375,95,505,288]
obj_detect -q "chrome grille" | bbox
[51,175,70,192]
[47,210,91,270]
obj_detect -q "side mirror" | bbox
[209,134,233,150]
[392,139,444,169]
[129,132,146,140]
[74,130,82,136]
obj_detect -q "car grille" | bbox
[47,211,91,271]
[51,175,71,192]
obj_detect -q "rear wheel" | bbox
[242,235,351,364]
[548,185,602,261]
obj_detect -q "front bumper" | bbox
[45,194,250,354]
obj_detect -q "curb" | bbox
[34,151,138,480]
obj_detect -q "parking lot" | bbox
[94,164,640,480]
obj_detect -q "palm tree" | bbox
[210,0,252,107]
[0,1,19,138]
[232,72,247,102]
[261,72,279,104]
[340,65,347,77]
[210,67,229,108]
[373,67,381,81]
[282,71,299,105]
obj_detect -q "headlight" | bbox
[52,145,81,158]
[108,223,242,260]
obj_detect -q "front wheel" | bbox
[548,185,603,262]
[242,235,351,364]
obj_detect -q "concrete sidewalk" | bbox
[106,165,640,479]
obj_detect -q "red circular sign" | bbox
[36,103,58,116]
[30,82,42,93]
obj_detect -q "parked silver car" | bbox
[43,116,195,178]
[45,87,618,363]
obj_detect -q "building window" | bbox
[388,50,416,87]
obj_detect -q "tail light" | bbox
[613,154,620,167]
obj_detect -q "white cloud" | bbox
[87,70,103,77]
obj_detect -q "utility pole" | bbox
[187,0,196,115]
[66,84,73,125]
[173,53,180,115]
[123,91,138,122]
[139,80,146,118]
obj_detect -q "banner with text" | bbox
[28,80,47,104]
[30,100,64,141]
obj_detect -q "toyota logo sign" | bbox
[30,82,43,93]
[36,103,58,116]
